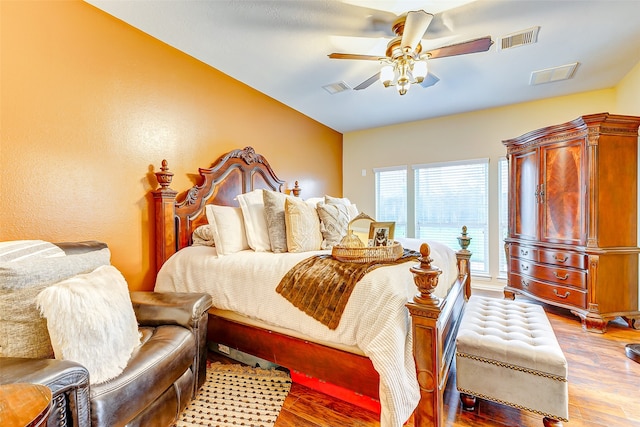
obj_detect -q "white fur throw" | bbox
[36,265,141,384]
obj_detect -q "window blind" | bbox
[374,166,407,237]
[413,159,489,274]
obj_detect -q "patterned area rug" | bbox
[174,362,292,427]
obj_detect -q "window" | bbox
[413,159,489,275]
[498,157,509,278]
[374,166,407,237]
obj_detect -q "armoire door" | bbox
[511,149,538,241]
[539,139,586,245]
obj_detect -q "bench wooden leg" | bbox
[543,417,563,427]
[460,393,476,411]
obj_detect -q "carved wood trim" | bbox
[152,146,285,269]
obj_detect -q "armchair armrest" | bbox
[130,291,212,329]
[0,358,90,427]
[130,291,213,394]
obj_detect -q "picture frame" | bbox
[368,222,395,247]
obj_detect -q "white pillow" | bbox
[36,265,141,385]
[285,197,323,252]
[205,205,249,256]
[304,197,324,207]
[324,195,352,206]
[236,189,271,252]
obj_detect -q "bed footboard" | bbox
[408,233,472,427]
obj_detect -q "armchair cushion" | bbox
[36,265,141,384]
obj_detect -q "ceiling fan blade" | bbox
[328,53,386,61]
[400,10,434,51]
[420,72,440,88]
[354,72,381,90]
[425,36,493,59]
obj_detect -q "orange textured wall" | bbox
[0,1,342,290]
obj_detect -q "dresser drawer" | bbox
[510,259,587,289]
[509,273,587,309]
[538,248,586,269]
[509,244,537,262]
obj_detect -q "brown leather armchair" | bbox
[0,242,212,427]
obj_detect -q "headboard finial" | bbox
[155,159,174,190]
[292,181,301,197]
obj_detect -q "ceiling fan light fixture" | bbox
[328,8,493,97]
[397,76,410,95]
[412,60,428,82]
[380,65,395,87]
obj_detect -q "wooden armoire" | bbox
[503,113,640,333]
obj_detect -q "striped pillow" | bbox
[0,240,65,262]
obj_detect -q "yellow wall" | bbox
[0,0,342,290]
[616,60,640,115]
[344,74,640,285]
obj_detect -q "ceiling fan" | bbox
[328,10,492,95]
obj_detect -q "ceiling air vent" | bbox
[530,62,579,85]
[500,26,540,50]
[322,81,351,95]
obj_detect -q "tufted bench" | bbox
[455,296,568,427]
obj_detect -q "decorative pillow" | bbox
[192,224,215,247]
[324,195,352,206]
[317,203,350,250]
[237,189,271,252]
[36,265,141,385]
[0,240,65,262]
[347,204,359,220]
[305,197,324,207]
[284,197,323,253]
[323,196,359,220]
[263,190,300,253]
[205,205,249,256]
[0,247,111,358]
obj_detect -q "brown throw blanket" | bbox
[276,249,420,330]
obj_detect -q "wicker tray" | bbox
[332,241,404,263]
[331,212,403,263]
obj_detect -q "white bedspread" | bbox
[155,238,457,427]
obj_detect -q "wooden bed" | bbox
[152,146,472,427]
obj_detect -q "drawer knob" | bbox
[554,255,568,263]
[553,289,570,299]
[553,271,569,280]
[520,249,529,256]
[521,264,529,271]
[521,279,529,288]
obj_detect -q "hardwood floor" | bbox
[209,296,640,427]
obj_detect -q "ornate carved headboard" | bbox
[152,146,291,270]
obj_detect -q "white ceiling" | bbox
[85,0,640,133]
